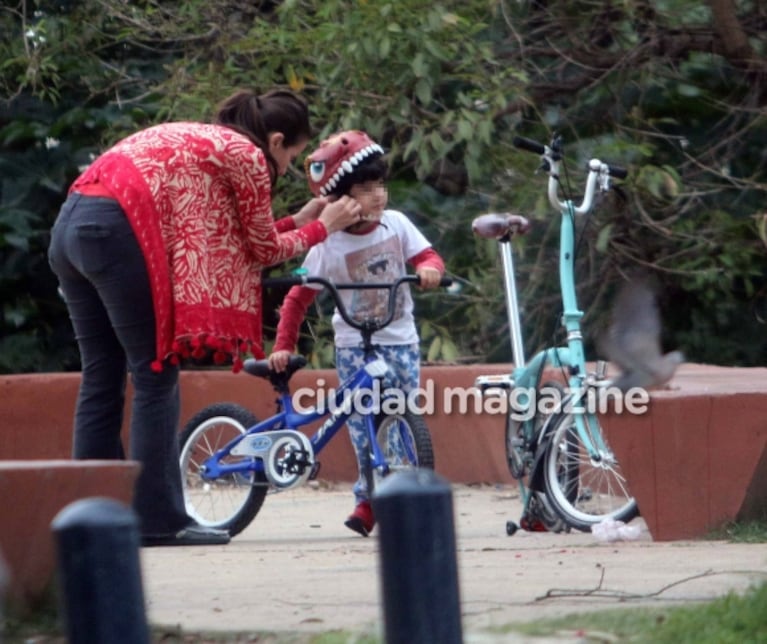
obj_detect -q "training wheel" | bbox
[506,520,518,536]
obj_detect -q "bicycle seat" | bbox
[242,355,307,381]
[471,213,531,240]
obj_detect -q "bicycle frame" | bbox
[471,137,638,532]
[197,356,406,484]
[482,150,620,479]
[197,274,442,488]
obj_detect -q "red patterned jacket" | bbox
[71,122,327,371]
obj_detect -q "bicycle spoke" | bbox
[179,405,268,536]
[543,412,638,530]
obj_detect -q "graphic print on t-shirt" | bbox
[345,235,405,323]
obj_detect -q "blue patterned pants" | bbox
[335,344,420,503]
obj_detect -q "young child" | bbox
[268,130,445,536]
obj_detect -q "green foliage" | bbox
[1,110,83,372]
[2,0,767,372]
[185,0,527,200]
[1,1,171,373]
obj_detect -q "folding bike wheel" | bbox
[541,408,639,532]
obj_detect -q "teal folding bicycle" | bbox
[472,135,639,534]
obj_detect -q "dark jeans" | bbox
[48,193,190,535]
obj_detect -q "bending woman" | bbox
[48,88,362,546]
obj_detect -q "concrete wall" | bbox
[0,365,514,484]
[2,363,767,541]
[0,460,139,611]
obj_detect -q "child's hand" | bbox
[268,350,292,373]
[416,267,442,289]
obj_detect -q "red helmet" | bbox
[304,130,384,197]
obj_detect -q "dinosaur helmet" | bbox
[304,130,384,197]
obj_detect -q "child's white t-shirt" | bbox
[301,209,432,347]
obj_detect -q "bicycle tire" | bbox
[179,402,268,537]
[541,409,639,531]
[366,411,434,495]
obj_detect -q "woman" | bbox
[48,88,362,546]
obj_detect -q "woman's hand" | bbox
[292,197,329,228]
[268,350,292,373]
[318,196,363,234]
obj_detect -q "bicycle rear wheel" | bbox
[366,411,434,493]
[179,403,268,537]
[541,409,638,532]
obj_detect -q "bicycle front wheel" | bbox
[179,403,268,537]
[542,410,638,532]
[367,411,434,493]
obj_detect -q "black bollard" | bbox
[372,469,463,644]
[51,497,150,644]
[0,550,8,629]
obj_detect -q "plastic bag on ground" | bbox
[591,517,642,542]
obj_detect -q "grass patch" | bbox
[3,610,380,644]
[8,585,767,643]
[146,629,380,643]
[2,590,63,642]
[642,581,767,643]
[487,580,767,643]
[706,519,767,543]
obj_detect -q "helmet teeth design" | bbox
[304,130,384,197]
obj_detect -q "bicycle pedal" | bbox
[308,461,322,481]
[475,374,514,393]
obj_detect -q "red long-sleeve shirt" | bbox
[273,246,444,352]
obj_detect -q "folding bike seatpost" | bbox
[499,241,526,369]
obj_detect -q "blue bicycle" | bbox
[473,134,639,533]
[179,274,450,537]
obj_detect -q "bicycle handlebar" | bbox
[512,135,628,214]
[512,135,546,156]
[263,274,452,289]
[263,274,453,335]
[512,135,628,179]
[263,275,317,289]
[604,163,628,180]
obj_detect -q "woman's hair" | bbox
[213,88,311,183]
[328,155,388,198]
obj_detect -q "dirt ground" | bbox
[137,482,767,642]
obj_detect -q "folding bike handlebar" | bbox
[512,135,628,215]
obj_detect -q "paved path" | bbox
[140,483,767,642]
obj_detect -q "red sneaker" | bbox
[344,500,375,537]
